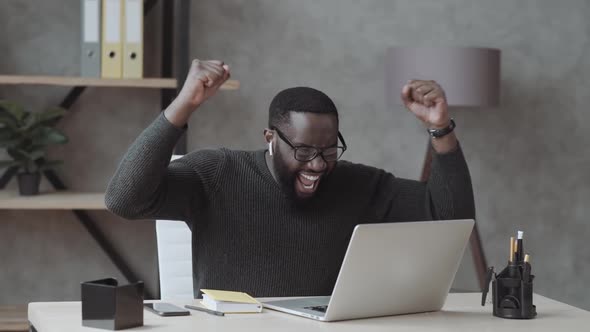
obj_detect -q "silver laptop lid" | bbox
[324,219,474,321]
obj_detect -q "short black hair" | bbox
[268,87,338,128]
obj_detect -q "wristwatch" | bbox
[427,119,456,138]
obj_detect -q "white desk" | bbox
[28,293,589,332]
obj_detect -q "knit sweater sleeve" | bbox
[426,143,476,220]
[105,113,224,223]
[368,143,475,222]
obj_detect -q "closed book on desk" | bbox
[201,289,262,313]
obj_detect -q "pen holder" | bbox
[489,264,536,319]
[81,278,144,330]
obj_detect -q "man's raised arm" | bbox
[402,80,475,220]
[105,60,230,220]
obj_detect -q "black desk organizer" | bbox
[482,262,537,319]
[81,278,144,330]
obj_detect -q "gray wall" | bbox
[1,0,589,310]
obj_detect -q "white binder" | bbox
[81,0,101,77]
[122,0,143,78]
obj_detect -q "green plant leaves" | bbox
[0,109,18,130]
[31,126,69,146]
[0,160,20,169]
[7,148,45,161]
[0,100,68,173]
[6,148,47,173]
[0,100,26,125]
[0,127,17,146]
[40,107,67,123]
[21,107,68,130]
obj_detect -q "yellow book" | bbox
[101,0,123,78]
[122,0,143,78]
[200,289,262,313]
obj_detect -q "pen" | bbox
[523,254,531,282]
[517,231,524,263]
[184,304,225,317]
[509,236,515,263]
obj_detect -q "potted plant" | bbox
[0,100,68,195]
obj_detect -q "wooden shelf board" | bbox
[0,191,106,210]
[0,75,240,90]
[0,304,28,332]
[0,75,176,88]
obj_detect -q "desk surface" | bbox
[28,293,589,332]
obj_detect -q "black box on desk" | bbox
[81,278,144,330]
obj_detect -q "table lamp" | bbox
[385,46,501,290]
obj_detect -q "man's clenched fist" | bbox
[401,80,450,129]
[177,59,231,110]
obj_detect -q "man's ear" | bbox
[263,128,274,143]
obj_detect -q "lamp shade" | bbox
[386,47,501,107]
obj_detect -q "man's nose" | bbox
[307,154,327,172]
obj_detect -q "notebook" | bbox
[201,289,263,313]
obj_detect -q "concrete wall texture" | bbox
[1,0,589,310]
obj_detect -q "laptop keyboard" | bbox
[304,305,328,313]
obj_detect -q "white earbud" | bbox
[268,141,273,156]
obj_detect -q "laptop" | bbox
[262,219,474,321]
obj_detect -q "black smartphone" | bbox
[144,303,190,316]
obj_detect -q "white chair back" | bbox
[155,155,194,300]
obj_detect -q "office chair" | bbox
[155,155,194,300]
[155,219,194,300]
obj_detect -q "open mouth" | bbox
[295,172,322,197]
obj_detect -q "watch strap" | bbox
[427,119,456,138]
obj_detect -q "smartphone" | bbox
[144,303,190,316]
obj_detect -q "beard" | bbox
[272,151,299,201]
[270,148,334,208]
[272,149,317,206]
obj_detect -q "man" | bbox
[105,59,475,298]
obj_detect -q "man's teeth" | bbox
[299,173,320,190]
[301,174,319,181]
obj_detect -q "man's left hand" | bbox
[401,80,450,129]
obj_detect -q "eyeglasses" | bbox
[271,126,347,162]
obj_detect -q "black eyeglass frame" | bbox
[271,126,347,162]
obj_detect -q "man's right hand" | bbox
[178,59,231,109]
[165,59,230,127]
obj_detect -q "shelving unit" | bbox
[0,304,28,332]
[0,0,222,301]
[0,75,240,90]
[0,191,105,210]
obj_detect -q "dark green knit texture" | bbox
[106,114,475,297]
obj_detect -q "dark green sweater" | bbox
[105,114,475,297]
